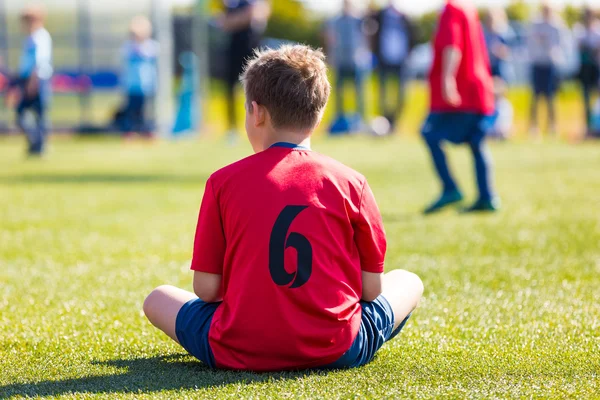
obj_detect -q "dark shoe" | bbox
[424,190,464,214]
[462,198,501,213]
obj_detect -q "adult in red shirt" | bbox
[142,45,424,371]
[422,0,500,213]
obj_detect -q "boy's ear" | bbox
[251,101,267,127]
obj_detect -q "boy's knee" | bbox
[143,285,174,319]
[389,269,424,297]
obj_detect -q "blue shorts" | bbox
[175,296,409,370]
[175,299,218,368]
[421,112,496,145]
[322,295,410,369]
[531,64,558,97]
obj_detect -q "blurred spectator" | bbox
[219,0,270,141]
[121,16,158,137]
[367,0,416,133]
[482,7,513,82]
[421,0,498,213]
[15,5,52,156]
[527,3,566,137]
[574,7,600,137]
[487,78,514,140]
[325,0,370,125]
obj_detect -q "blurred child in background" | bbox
[483,8,513,140]
[121,16,159,138]
[527,3,566,138]
[575,7,600,138]
[325,0,370,130]
[483,7,512,83]
[421,0,499,213]
[15,5,53,156]
[367,0,416,134]
[219,0,270,142]
[487,78,513,140]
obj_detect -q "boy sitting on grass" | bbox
[143,45,424,371]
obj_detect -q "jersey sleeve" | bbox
[353,180,387,273]
[190,178,226,274]
[436,6,464,51]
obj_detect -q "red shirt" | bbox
[429,0,494,114]
[191,145,386,371]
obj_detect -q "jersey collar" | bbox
[269,142,311,151]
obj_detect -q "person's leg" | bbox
[469,128,495,204]
[582,81,592,133]
[143,285,198,343]
[133,95,146,134]
[225,79,237,133]
[31,97,48,154]
[378,66,388,117]
[547,93,557,135]
[16,99,35,152]
[122,94,136,134]
[529,65,540,136]
[422,122,460,195]
[394,64,406,124]
[354,67,366,119]
[335,67,346,116]
[322,269,423,369]
[381,269,424,332]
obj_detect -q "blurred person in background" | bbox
[482,7,512,82]
[219,0,270,142]
[527,2,566,138]
[421,0,498,214]
[121,16,159,138]
[325,0,370,130]
[366,0,416,134]
[487,77,513,140]
[483,8,514,140]
[14,5,52,156]
[575,7,600,137]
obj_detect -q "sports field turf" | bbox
[0,135,599,399]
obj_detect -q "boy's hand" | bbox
[25,75,39,100]
[442,76,461,107]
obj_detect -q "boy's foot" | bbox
[462,198,501,213]
[423,190,463,214]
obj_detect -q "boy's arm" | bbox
[190,178,226,303]
[361,271,383,302]
[436,7,463,107]
[354,180,387,302]
[193,272,222,303]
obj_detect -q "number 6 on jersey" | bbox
[269,205,313,289]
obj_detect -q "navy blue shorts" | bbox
[421,112,496,145]
[175,299,218,368]
[531,64,558,97]
[176,295,409,370]
[322,295,410,369]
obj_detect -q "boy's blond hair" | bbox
[241,45,331,131]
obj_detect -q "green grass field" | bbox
[1,135,599,399]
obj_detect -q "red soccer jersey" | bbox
[190,144,386,371]
[429,0,495,114]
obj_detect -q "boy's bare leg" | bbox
[143,285,197,343]
[381,270,424,330]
